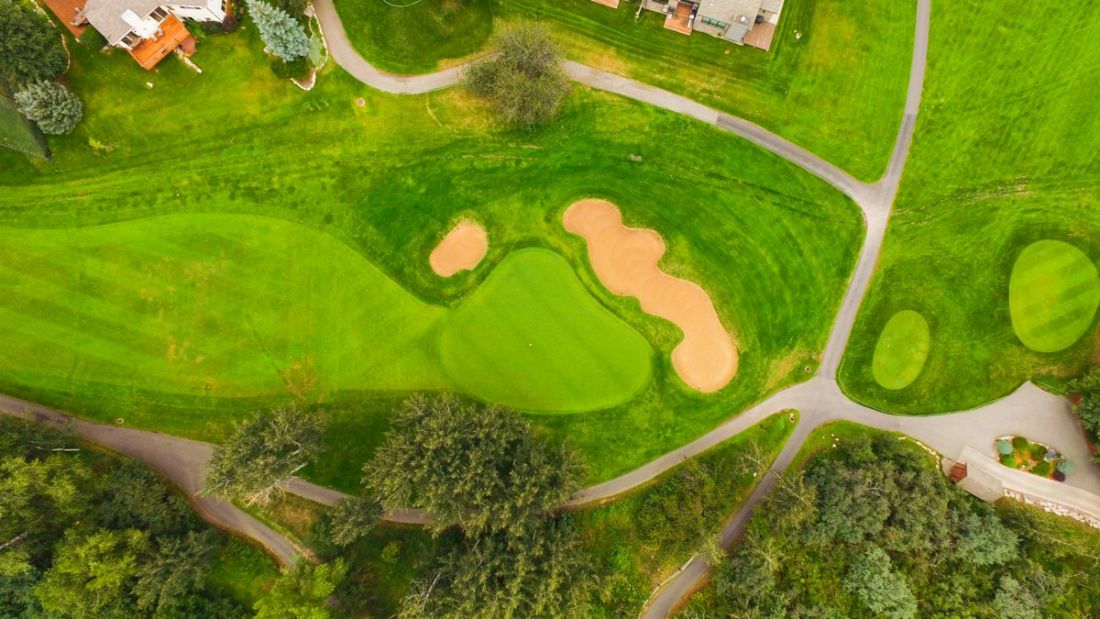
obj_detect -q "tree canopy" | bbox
[463,23,569,127]
[204,406,325,505]
[247,0,311,61]
[365,395,581,537]
[0,0,67,84]
[13,81,83,135]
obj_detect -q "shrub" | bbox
[1028,443,1048,462]
[1032,461,1051,477]
[0,0,68,84]
[1000,454,1017,468]
[246,0,310,61]
[463,23,569,128]
[995,439,1013,456]
[1057,459,1074,475]
[13,81,82,135]
[1011,436,1028,451]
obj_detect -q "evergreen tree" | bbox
[0,0,67,84]
[992,575,1041,619]
[955,509,1018,566]
[33,528,149,618]
[254,560,347,619]
[13,81,82,135]
[246,0,310,61]
[365,395,582,537]
[203,406,325,506]
[325,496,380,547]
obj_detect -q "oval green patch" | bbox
[872,310,931,390]
[1009,240,1100,353]
[441,248,653,412]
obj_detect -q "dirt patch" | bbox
[430,219,488,277]
[563,199,738,393]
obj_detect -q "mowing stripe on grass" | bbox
[1010,240,1100,353]
[872,310,930,390]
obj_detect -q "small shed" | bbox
[950,461,968,483]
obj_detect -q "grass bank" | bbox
[839,0,1100,413]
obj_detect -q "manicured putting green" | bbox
[0,215,652,412]
[1009,240,1100,353]
[871,310,930,390]
[441,248,653,412]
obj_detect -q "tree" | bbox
[324,496,380,547]
[992,575,1041,619]
[203,406,325,505]
[0,454,89,577]
[254,559,347,619]
[955,509,1018,566]
[246,0,311,62]
[463,23,569,127]
[399,518,594,619]
[844,546,917,619]
[13,81,83,135]
[96,461,195,537]
[1071,369,1100,445]
[365,395,582,537]
[133,530,218,615]
[33,528,149,618]
[0,0,67,84]
[996,438,1013,456]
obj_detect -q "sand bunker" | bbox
[430,219,488,277]
[563,199,738,393]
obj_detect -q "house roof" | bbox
[84,0,164,44]
[697,0,763,25]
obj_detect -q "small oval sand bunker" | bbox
[563,199,738,393]
[430,219,488,277]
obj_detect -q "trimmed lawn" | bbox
[839,0,1100,413]
[0,27,861,482]
[441,248,652,412]
[332,0,494,74]
[871,309,930,390]
[331,0,916,181]
[1009,240,1100,353]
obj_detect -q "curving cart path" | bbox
[4,0,1099,614]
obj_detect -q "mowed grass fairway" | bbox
[442,249,652,412]
[0,216,652,413]
[871,310,930,390]
[1010,240,1100,353]
[332,0,915,181]
[839,0,1100,413]
[333,0,494,74]
[0,91,47,158]
[0,28,861,480]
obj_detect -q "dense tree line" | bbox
[0,418,251,618]
[685,432,1100,618]
[0,0,82,135]
[1072,369,1100,454]
[334,395,595,618]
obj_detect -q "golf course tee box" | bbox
[562,198,738,393]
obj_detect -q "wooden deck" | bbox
[41,0,88,37]
[664,1,695,35]
[128,15,192,70]
[590,0,620,7]
[744,21,776,51]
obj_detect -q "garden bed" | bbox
[995,435,1073,482]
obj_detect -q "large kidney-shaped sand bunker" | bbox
[430,219,488,277]
[563,199,738,392]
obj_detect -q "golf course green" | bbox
[441,248,652,411]
[1009,240,1100,353]
[871,310,930,390]
[0,215,652,412]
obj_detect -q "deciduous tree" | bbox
[463,23,568,127]
[33,528,149,618]
[845,546,917,619]
[0,0,67,84]
[254,559,347,619]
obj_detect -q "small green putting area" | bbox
[1009,240,1100,353]
[441,248,652,411]
[871,310,930,390]
[333,0,494,74]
